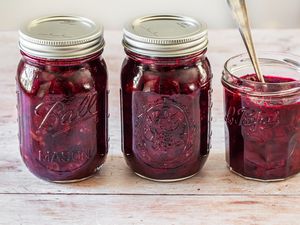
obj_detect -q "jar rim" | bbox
[222,51,300,97]
[20,50,103,67]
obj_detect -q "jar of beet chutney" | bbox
[121,15,212,181]
[222,52,300,181]
[17,16,108,182]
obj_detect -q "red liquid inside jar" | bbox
[17,52,108,182]
[121,51,212,180]
[223,74,300,180]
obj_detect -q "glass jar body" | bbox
[120,51,212,181]
[16,52,108,182]
[222,52,300,181]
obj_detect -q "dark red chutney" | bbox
[223,74,300,180]
[17,52,108,181]
[121,51,212,180]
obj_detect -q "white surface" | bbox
[0,0,300,30]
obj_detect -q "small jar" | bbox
[121,15,212,181]
[222,52,300,181]
[17,16,108,182]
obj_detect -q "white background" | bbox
[0,0,300,30]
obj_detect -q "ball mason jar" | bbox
[120,15,213,181]
[17,16,108,182]
[222,52,300,181]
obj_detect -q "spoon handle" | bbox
[227,0,265,83]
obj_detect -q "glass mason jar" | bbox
[17,16,108,182]
[222,52,300,181]
[121,15,213,181]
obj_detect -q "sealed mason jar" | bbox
[17,16,108,182]
[222,52,300,181]
[121,15,212,181]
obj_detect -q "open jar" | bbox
[17,16,108,182]
[121,15,212,181]
[222,52,300,181]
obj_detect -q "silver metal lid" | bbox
[123,15,208,57]
[19,15,104,59]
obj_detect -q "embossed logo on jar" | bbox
[34,92,98,136]
[143,103,189,151]
[38,147,95,172]
[134,96,199,169]
[225,106,280,132]
[32,92,98,171]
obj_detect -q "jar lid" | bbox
[123,15,208,57]
[19,15,104,59]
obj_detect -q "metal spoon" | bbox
[227,0,265,83]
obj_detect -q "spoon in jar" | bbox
[227,0,265,83]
